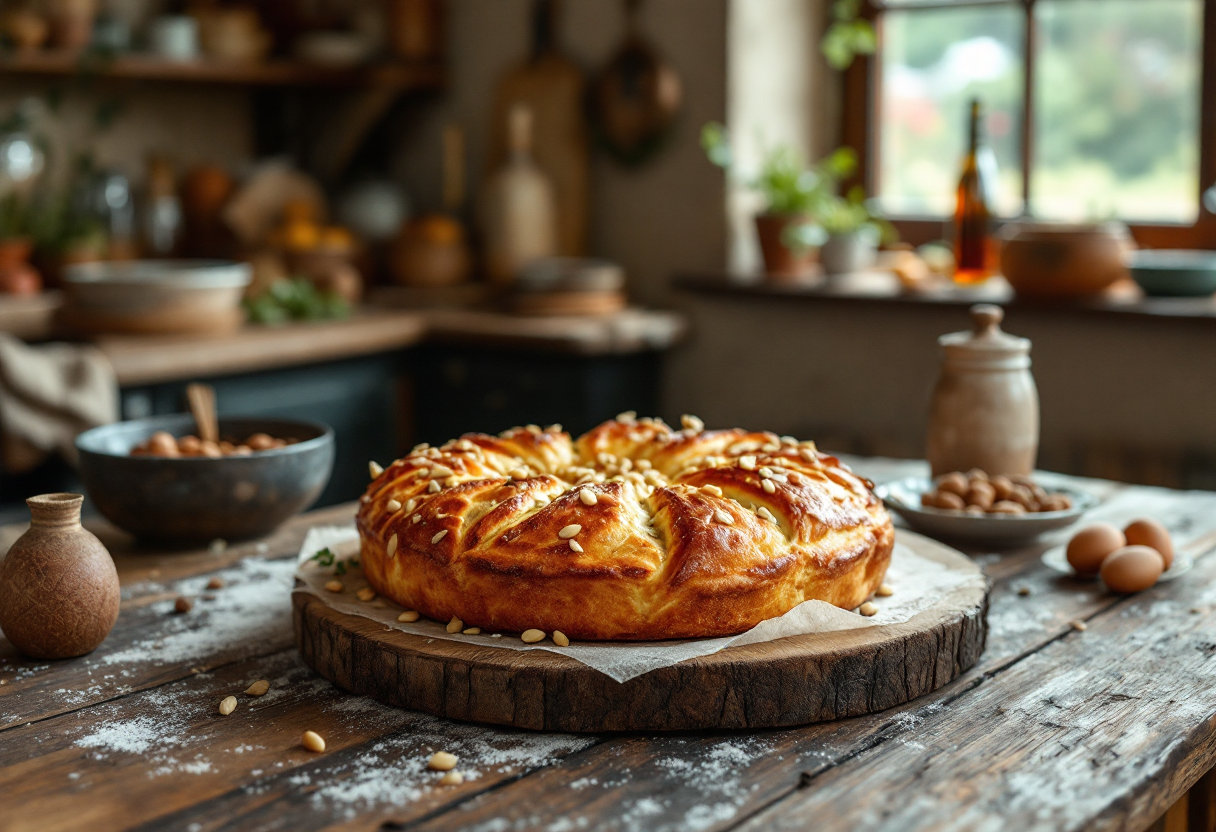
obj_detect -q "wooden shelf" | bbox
[0,49,445,88]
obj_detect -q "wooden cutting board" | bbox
[487,1,589,257]
[294,532,989,732]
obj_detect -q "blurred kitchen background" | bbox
[0,0,1213,523]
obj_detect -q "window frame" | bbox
[841,0,1216,249]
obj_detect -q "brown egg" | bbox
[1099,545,1165,593]
[1123,519,1174,570]
[1066,523,1126,577]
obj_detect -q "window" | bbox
[845,0,1216,247]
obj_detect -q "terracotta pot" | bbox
[0,238,42,296]
[754,213,816,279]
[999,222,1131,299]
[0,493,120,659]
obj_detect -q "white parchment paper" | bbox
[295,526,986,683]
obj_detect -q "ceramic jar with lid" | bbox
[926,304,1039,477]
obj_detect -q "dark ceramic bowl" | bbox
[76,414,334,544]
[1127,249,1216,297]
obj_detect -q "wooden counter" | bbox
[3,459,1216,831]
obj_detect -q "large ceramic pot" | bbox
[0,238,42,295]
[754,213,816,279]
[999,222,1131,299]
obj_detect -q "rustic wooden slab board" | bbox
[294,534,990,732]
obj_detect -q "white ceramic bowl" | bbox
[876,476,1098,546]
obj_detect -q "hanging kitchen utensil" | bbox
[589,0,683,166]
[489,0,588,257]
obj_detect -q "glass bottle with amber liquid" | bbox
[953,99,999,284]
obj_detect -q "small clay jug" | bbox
[0,493,120,659]
[926,305,1039,478]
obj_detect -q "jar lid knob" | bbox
[971,304,1004,335]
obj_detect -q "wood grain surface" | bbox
[294,533,988,732]
[4,459,1216,832]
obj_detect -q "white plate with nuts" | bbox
[876,472,1098,545]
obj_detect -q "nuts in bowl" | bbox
[920,469,1074,516]
[131,430,299,458]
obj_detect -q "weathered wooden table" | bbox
[4,458,1216,832]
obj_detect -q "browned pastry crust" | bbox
[356,417,894,641]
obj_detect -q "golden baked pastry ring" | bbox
[294,530,988,732]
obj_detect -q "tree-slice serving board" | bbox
[293,532,989,732]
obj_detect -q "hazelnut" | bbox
[923,490,966,511]
[990,475,1015,501]
[936,472,969,497]
[990,500,1027,515]
[965,482,996,510]
[966,468,989,483]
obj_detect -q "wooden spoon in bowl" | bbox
[186,383,218,444]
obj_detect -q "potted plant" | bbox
[701,123,830,278]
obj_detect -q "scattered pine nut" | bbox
[579,488,597,506]
[386,499,402,512]
[387,533,398,558]
[568,539,584,553]
[302,731,326,752]
[558,524,582,539]
[446,616,463,633]
[428,751,458,771]
[218,696,237,716]
[174,596,193,614]
[859,602,878,617]
[244,680,270,696]
[369,461,384,478]
[430,465,454,479]
[876,584,895,597]
[432,529,448,544]
[428,479,442,493]
[553,631,570,647]
[206,577,225,590]
[1071,620,1088,631]
[398,610,420,623]
[413,514,422,523]
[701,485,723,497]
[756,506,776,522]
[462,627,481,635]
[739,455,757,471]
[325,580,344,593]
[439,770,464,786]
[681,414,705,432]
[713,509,733,524]
[521,629,546,643]
[762,479,776,494]
[357,588,376,602]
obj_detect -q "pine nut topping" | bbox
[387,533,398,558]
[521,629,546,643]
[1071,620,1088,631]
[405,498,417,513]
[386,499,402,512]
[432,530,448,544]
[558,524,582,539]
[552,631,570,647]
[428,751,458,771]
[357,588,376,602]
[245,680,270,696]
[447,616,463,633]
[398,610,420,622]
[762,479,777,494]
[859,602,878,617]
[681,414,705,432]
[413,514,422,523]
[757,506,776,522]
[428,480,442,493]
[876,584,894,597]
[218,696,237,716]
[759,467,774,478]
[579,488,597,505]
[439,770,464,786]
[462,627,481,635]
[800,448,816,462]
[740,455,757,471]
[701,484,723,497]
[714,509,734,524]
[369,461,384,478]
[526,424,542,434]
[510,468,529,480]
[302,731,326,752]
[430,465,454,478]
[325,580,344,593]
[569,539,584,553]
[617,410,637,422]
